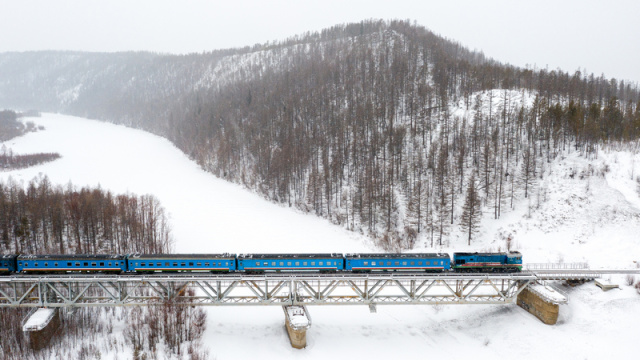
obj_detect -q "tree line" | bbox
[0,176,172,254]
[1,146,60,171]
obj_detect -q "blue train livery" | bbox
[237,253,344,272]
[0,252,523,274]
[345,253,450,272]
[127,254,236,272]
[452,251,522,272]
[1,254,18,274]
[16,254,127,273]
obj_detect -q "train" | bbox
[0,251,523,274]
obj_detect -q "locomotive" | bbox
[0,251,523,274]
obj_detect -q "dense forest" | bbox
[1,20,639,248]
[0,177,208,359]
[0,176,172,254]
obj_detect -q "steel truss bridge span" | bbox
[2,268,630,308]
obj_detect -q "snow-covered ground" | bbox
[2,113,639,359]
[0,113,372,254]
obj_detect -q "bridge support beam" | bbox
[516,287,559,325]
[283,305,311,349]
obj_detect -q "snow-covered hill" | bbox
[1,113,638,359]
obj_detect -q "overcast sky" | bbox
[2,0,639,82]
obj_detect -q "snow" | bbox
[2,113,639,359]
[23,308,56,331]
[285,306,311,330]
[528,283,568,304]
[0,113,372,254]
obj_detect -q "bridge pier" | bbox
[283,305,311,349]
[517,283,566,325]
[22,308,60,350]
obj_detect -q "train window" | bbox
[180,263,186,267]
[197,263,202,266]
[271,262,276,266]
[55,263,58,267]
[189,262,194,266]
[295,262,299,266]
[205,263,209,266]
[311,262,315,266]
[402,261,407,266]
[76,262,80,266]
[287,262,292,266]
[92,262,96,266]
[173,263,177,266]
[44,262,48,267]
[319,261,324,266]
[364,261,369,266]
[279,262,284,266]
[35,263,39,267]
[371,261,376,266]
[166,262,170,266]
[303,262,308,266]
[218,262,222,266]
[100,262,104,266]
[18,262,22,266]
[141,263,145,267]
[83,262,88,267]
[418,261,422,265]
[410,261,415,266]
[387,262,391,266]
[395,262,399,266]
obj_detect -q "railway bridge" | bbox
[1,263,636,308]
[2,264,638,348]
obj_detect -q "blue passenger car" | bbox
[237,254,344,272]
[345,253,450,272]
[127,254,236,272]
[16,254,127,273]
[1,254,18,274]
[452,252,522,272]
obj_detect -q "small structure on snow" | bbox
[595,279,619,291]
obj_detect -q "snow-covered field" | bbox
[2,113,639,359]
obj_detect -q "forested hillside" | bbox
[1,20,639,249]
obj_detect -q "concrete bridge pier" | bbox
[283,305,311,349]
[22,308,60,350]
[517,282,567,325]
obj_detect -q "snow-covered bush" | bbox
[626,275,635,286]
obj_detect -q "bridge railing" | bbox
[525,262,589,270]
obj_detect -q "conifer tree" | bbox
[460,174,482,245]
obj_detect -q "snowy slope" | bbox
[1,113,638,360]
